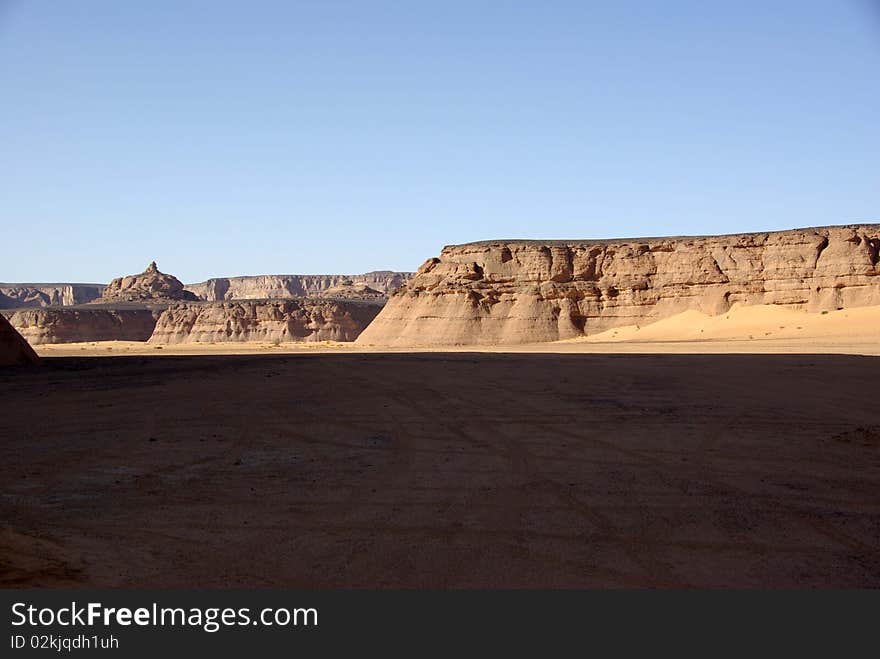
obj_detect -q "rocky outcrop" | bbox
[316,283,386,300]
[0,270,410,308]
[2,265,399,345]
[357,225,880,346]
[6,308,161,345]
[0,314,39,365]
[149,299,383,344]
[0,283,104,309]
[98,262,198,303]
[184,271,412,301]
[6,297,382,345]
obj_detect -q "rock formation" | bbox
[6,308,160,345]
[148,299,383,344]
[357,225,880,346]
[184,271,412,301]
[0,313,39,366]
[317,283,386,300]
[2,264,404,344]
[6,298,382,345]
[0,283,104,309]
[0,270,410,309]
[98,262,198,303]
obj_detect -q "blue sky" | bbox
[2,1,878,283]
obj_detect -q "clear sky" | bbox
[2,1,878,283]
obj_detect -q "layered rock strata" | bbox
[6,308,161,345]
[148,299,383,344]
[0,283,104,309]
[356,225,880,346]
[185,271,412,301]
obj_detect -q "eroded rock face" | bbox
[357,225,880,346]
[184,271,412,301]
[98,262,198,303]
[0,313,39,365]
[6,308,160,344]
[0,284,105,309]
[149,300,383,344]
[317,283,386,300]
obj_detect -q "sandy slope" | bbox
[33,304,880,356]
[568,304,880,355]
[582,303,880,343]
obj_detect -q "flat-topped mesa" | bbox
[0,283,105,309]
[356,224,880,346]
[97,262,198,303]
[184,271,412,301]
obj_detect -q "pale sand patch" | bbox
[35,339,361,358]
[567,303,880,355]
[33,304,880,357]
[582,303,880,342]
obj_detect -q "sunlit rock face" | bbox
[184,272,412,301]
[6,308,160,344]
[98,262,198,303]
[0,283,104,309]
[357,225,880,346]
[148,299,383,344]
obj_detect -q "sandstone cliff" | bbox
[316,283,386,300]
[98,262,198,303]
[184,271,412,301]
[149,299,383,344]
[356,225,880,346]
[0,268,409,308]
[0,283,104,309]
[6,308,161,344]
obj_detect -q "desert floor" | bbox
[2,350,878,587]
[33,304,880,357]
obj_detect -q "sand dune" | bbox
[583,303,880,343]
[569,304,880,355]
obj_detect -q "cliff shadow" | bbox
[1,351,878,588]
